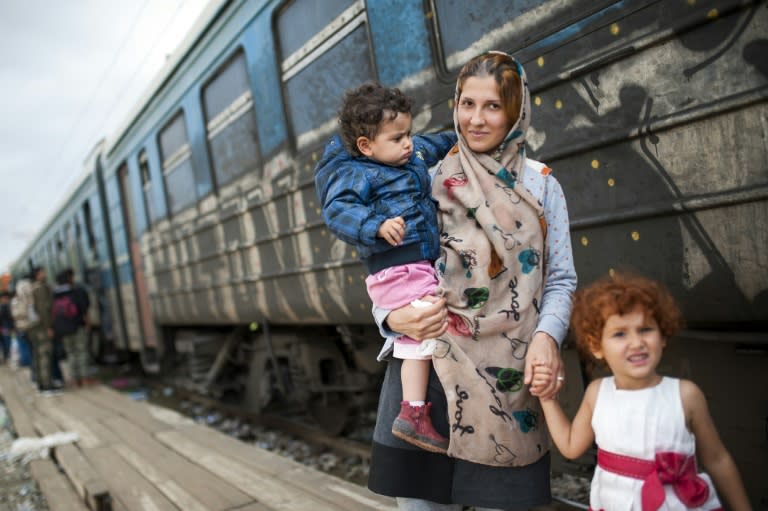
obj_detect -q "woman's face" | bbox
[457,75,513,154]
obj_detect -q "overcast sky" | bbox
[0,0,211,272]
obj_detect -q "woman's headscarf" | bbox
[453,51,532,196]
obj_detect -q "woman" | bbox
[367,52,577,510]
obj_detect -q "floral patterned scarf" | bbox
[431,53,549,467]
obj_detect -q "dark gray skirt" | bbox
[367,358,552,509]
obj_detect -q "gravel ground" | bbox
[0,402,49,511]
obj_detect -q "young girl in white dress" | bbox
[533,272,751,511]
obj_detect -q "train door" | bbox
[79,199,112,360]
[117,164,159,361]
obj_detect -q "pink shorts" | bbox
[366,261,437,361]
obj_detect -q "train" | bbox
[10,0,767,505]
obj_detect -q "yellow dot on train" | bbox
[304,164,310,171]
[631,231,640,241]
[314,247,319,253]
[581,236,589,247]
[312,152,318,162]
[315,208,321,215]
[707,8,718,18]
[610,23,620,36]
[320,230,326,236]
[555,99,563,109]
[608,268,615,277]
[607,178,615,187]
[591,159,599,169]
[448,98,454,109]
[537,56,544,67]
[351,250,357,258]
[347,276,353,284]
[534,96,542,106]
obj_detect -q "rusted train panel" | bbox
[529,0,768,327]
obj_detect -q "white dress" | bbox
[590,377,722,510]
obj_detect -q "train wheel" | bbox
[244,352,277,412]
[308,391,350,435]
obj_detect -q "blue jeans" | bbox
[16,332,32,367]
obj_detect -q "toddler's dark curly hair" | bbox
[571,272,683,366]
[338,82,413,157]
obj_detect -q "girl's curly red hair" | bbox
[571,272,683,366]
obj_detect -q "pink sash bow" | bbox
[597,448,710,511]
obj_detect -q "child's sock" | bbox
[407,400,425,407]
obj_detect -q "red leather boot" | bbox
[392,401,449,454]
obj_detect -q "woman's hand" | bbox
[525,331,564,399]
[385,295,448,341]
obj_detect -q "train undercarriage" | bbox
[159,323,386,435]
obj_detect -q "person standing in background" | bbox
[10,274,35,374]
[0,291,13,363]
[52,268,91,387]
[29,266,55,393]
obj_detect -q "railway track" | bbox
[147,380,373,460]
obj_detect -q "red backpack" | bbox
[52,294,80,335]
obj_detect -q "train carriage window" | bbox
[89,195,109,267]
[47,242,54,268]
[277,0,356,57]
[430,0,610,71]
[277,0,374,149]
[138,151,154,225]
[159,112,196,215]
[203,51,261,186]
[106,176,128,258]
[82,200,97,255]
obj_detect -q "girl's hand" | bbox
[525,331,564,399]
[386,295,448,341]
[530,362,554,398]
[377,217,405,246]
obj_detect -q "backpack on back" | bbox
[10,295,28,327]
[52,293,80,335]
[11,280,38,331]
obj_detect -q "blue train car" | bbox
[14,0,767,504]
